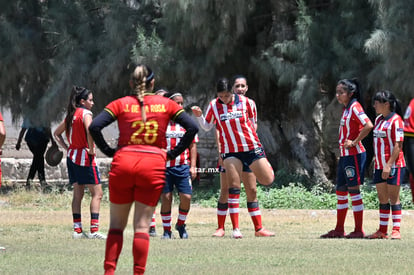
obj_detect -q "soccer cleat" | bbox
[345,231,365,239]
[231,228,243,239]
[366,230,388,239]
[72,231,87,239]
[320,229,345,238]
[212,228,225,237]
[88,231,107,239]
[161,230,173,239]
[255,228,275,237]
[391,229,401,240]
[175,224,188,239]
[149,227,157,237]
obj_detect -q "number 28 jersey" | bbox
[104,94,183,149]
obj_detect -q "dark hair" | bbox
[231,75,247,86]
[130,65,154,122]
[65,86,92,133]
[164,92,183,99]
[216,77,232,93]
[337,78,361,102]
[372,90,403,117]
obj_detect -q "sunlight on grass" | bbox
[1,191,414,274]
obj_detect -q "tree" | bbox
[365,0,414,104]
[0,0,160,125]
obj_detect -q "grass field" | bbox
[1,191,414,274]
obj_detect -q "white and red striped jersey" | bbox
[165,121,198,167]
[338,99,371,157]
[248,97,257,126]
[404,98,414,136]
[373,112,405,169]
[205,94,261,154]
[66,107,96,167]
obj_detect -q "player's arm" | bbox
[83,112,95,156]
[189,142,197,180]
[88,109,116,157]
[191,106,215,131]
[15,127,26,150]
[53,121,69,151]
[168,112,198,160]
[0,119,5,151]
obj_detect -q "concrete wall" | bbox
[0,108,220,188]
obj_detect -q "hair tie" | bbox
[146,71,154,83]
[169,92,182,99]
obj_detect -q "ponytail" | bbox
[372,90,404,117]
[130,65,154,123]
[65,86,91,133]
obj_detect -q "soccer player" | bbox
[192,77,274,239]
[367,91,405,239]
[54,86,105,239]
[403,97,414,203]
[160,92,198,239]
[212,75,274,238]
[320,78,373,239]
[89,65,198,274]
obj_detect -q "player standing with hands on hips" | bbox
[320,79,373,239]
[54,86,105,240]
[89,65,198,275]
[366,91,405,239]
[192,77,274,239]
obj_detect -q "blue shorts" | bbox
[67,157,101,185]
[373,167,405,185]
[221,147,266,170]
[163,165,192,195]
[336,153,366,188]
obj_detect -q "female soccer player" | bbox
[160,92,198,239]
[88,65,198,274]
[366,91,405,239]
[212,75,274,238]
[54,86,105,239]
[192,77,274,239]
[320,78,373,239]
[403,97,414,203]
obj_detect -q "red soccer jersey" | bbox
[338,99,371,157]
[165,121,199,167]
[66,107,96,166]
[104,94,183,150]
[205,94,261,154]
[0,112,3,122]
[373,113,405,169]
[404,98,414,136]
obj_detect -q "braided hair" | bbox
[65,86,91,133]
[130,65,154,123]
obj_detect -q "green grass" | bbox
[1,189,414,274]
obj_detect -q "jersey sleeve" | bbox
[352,103,370,125]
[204,101,216,124]
[104,99,122,119]
[395,117,405,142]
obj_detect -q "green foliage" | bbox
[365,0,414,102]
[0,0,160,124]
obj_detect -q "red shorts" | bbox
[108,146,167,205]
